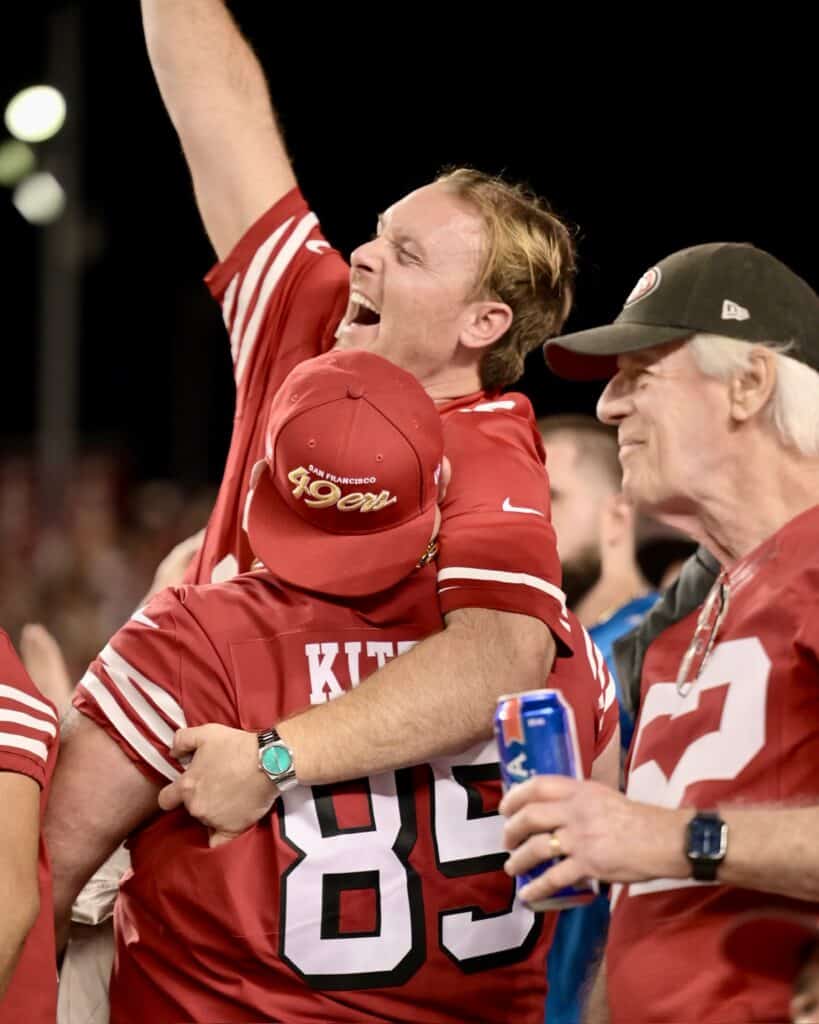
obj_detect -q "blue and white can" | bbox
[494,688,598,911]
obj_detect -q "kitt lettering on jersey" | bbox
[305,640,419,704]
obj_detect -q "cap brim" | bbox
[544,323,691,381]
[722,909,819,980]
[246,467,437,598]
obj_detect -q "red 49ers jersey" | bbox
[608,504,819,1024]
[74,571,615,1024]
[0,630,59,1024]
[192,189,574,654]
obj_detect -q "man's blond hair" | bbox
[437,167,576,390]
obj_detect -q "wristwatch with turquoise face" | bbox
[258,728,298,792]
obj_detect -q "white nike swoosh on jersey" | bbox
[502,497,545,516]
[305,239,330,254]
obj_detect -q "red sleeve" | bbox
[204,187,349,416]
[548,614,619,777]
[185,189,350,586]
[74,588,244,788]
[437,396,574,653]
[73,591,192,787]
[0,631,58,788]
[590,638,619,755]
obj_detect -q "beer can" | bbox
[494,688,597,911]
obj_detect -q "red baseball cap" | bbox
[245,349,444,597]
[722,908,819,981]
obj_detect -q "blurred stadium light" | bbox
[0,139,36,187]
[5,84,66,143]
[12,170,65,224]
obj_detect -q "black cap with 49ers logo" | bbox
[544,242,819,380]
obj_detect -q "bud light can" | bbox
[494,689,597,911]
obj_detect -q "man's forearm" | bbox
[277,608,555,785]
[161,608,556,841]
[719,805,819,901]
[0,900,38,998]
[142,0,267,130]
[141,0,296,257]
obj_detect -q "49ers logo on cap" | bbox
[624,266,662,307]
[288,466,397,512]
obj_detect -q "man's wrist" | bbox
[649,807,693,880]
[257,727,298,792]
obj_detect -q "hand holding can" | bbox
[494,689,598,911]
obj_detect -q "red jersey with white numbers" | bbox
[608,504,819,1024]
[0,630,59,1024]
[189,189,574,653]
[74,570,616,1024]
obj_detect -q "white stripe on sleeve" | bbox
[229,217,294,358]
[0,708,57,738]
[594,643,606,682]
[131,608,159,629]
[437,567,568,615]
[234,212,320,388]
[601,666,617,713]
[0,732,49,763]
[222,274,240,354]
[581,627,598,681]
[99,643,186,731]
[79,671,181,782]
[0,683,57,721]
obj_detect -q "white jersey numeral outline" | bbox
[614,637,770,905]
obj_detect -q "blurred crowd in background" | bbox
[0,450,213,682]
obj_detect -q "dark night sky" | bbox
[1,5,815,488]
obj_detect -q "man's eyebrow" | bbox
[376,213,425,257]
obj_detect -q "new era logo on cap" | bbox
[721,299,750,321]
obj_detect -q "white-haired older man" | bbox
[501,243,819,1024]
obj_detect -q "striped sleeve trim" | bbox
[0,683,57,767]
[0,732,49,762]
[222,211,320,388]
[79,671,182,783]
[0,683,57,721]
[227,217,294,362]
[437,566,570,630]
[600,661,617,713]
[0,708,57,738]
[99,643,185,731]
[577,626,617,720]
[78,641,188,783]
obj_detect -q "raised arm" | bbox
[141,0,297,258]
